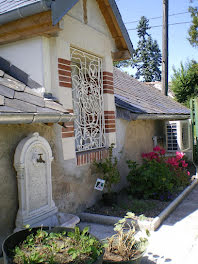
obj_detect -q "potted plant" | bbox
[103,212,149,264]
[3,226,104,264]
[94,143,120,205]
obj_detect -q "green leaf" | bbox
[82,226,89,236]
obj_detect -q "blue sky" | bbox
[115,0,197,80]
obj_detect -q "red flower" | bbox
[153,146,161,152]
[181,160,188,168]
[159,148,166,155]
[176,151,184,159]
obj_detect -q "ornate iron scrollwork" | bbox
[71,48,105,152]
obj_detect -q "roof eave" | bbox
[108,0,133,58]
[0,0,51,25]
[0,0,133,60]
[116,106,190,121]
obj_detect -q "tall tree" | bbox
[114,16,162,82]
[188,0,198,47]
[133,16,162,81]
[171,60,198,106]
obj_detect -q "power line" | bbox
[127,21,191,31]
[124,11,189,25]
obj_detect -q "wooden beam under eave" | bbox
[96,0,128,51]
[0,11,61,45]
[112,50,131,61]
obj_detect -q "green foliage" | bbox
[134,17,162,82]
[13,227,104,264]
[94,143,120,193]
[188,0,198,47]
[171,60,198,106]
[126,157,190,201]
[105,212,149,261]
[127,160,176,200]
[67,227,103,263]
[114,16,162,82]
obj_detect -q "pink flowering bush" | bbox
[127,147,190,200]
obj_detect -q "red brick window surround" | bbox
[58,58,75,139]
[59,57,116,165]
[58,58,72,88]
[103,71,114,94]
[104,111,116,133]
[76,148,109,166]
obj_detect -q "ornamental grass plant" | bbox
[104,212,149,262]
[127,146,191,200]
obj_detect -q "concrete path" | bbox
[78,184,198,264]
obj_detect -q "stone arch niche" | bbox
[14,132,58,229]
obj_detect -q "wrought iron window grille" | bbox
[71,48,106,152]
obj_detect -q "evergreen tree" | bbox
[188,0,198,48]
[133,16,162,81]
[114,16,162,82]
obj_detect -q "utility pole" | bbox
[162,0,168,96]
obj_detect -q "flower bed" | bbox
[87,147,195,222]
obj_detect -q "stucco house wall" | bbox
[115,118,164,187]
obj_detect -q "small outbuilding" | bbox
[113,68,192,182]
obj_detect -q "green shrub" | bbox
[127,147,190,200]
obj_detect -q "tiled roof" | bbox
[0,70,69,114]
[0,0,40,14]
[144,81,174,98]
[113,67,190,116]
[0,57,71,122]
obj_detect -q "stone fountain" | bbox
[14,132,79,231]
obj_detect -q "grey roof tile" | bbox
[0,70,4,77]
[0,83,15,98]
[0,105,21,112]
[24,86,43,98]
[0,57,70,118]
[0,0,40,14]
[14,91,45,107]
[0,75,25,91]
[37,106,59,113]
[44,99,68,113]
[0,57,42,89]
[0,95,4,105]
[113,67,190,116]
[5,98,37,112]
